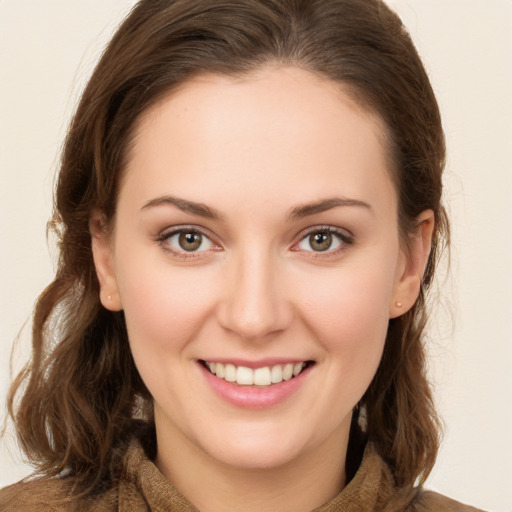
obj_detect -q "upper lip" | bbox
[199,358,314,369]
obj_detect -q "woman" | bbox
[0,0,485,510]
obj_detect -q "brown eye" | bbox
[296,228,348,254]
[160,228,215,256]
[309,231,333,252]
[178,231,203,251]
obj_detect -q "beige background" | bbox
[1,1,511,510]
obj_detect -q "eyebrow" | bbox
[141,195,371,221]
[288,197,372,219]
[141,195,222,220]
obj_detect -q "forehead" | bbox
[132,65,390,158]
[121,66,396,217]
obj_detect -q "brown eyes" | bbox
[178,231,204,251]
[308,232,335,252]
[162,229,215,253]
[296,228,352,253]
[158,226,353,257]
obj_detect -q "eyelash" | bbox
[292,226,355,257]
[156,225,354,260]
[156,225,220,260]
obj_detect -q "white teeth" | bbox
[254,367,271,386]
[236,366,254,385]
[270,365,283,383]
[224,364,236,382]
[293,362,304,376]
[282,363,293,381]
[205,361,309,387]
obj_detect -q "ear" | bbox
[90,211,123,311]
[389,210,434,318]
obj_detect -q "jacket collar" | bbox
[117,439,417,512]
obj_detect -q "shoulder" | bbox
[411,489,487,512]
[0,477,72,512]
[0,477,117,512]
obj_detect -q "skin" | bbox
[92,66,433,512]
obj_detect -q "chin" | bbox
[192,421,319,471]
[207,443,302,471]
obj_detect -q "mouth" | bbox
[200,360,315,387]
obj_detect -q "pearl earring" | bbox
[395,302,403,307]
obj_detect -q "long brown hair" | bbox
[8,0,447,496]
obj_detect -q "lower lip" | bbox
[199,363,312,409]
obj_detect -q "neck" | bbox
[154,420,350,512]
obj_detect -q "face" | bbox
[93,66,428,472]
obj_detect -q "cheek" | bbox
[114,250,217,355]
[299,260,395,340]
[296,259,396,389]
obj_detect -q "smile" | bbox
[202,361,313,387]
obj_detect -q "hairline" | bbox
[114,62,400,222]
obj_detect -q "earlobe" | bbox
[389,210,434,318]
[90,211,123,311]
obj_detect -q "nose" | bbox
[217,248,293,342]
